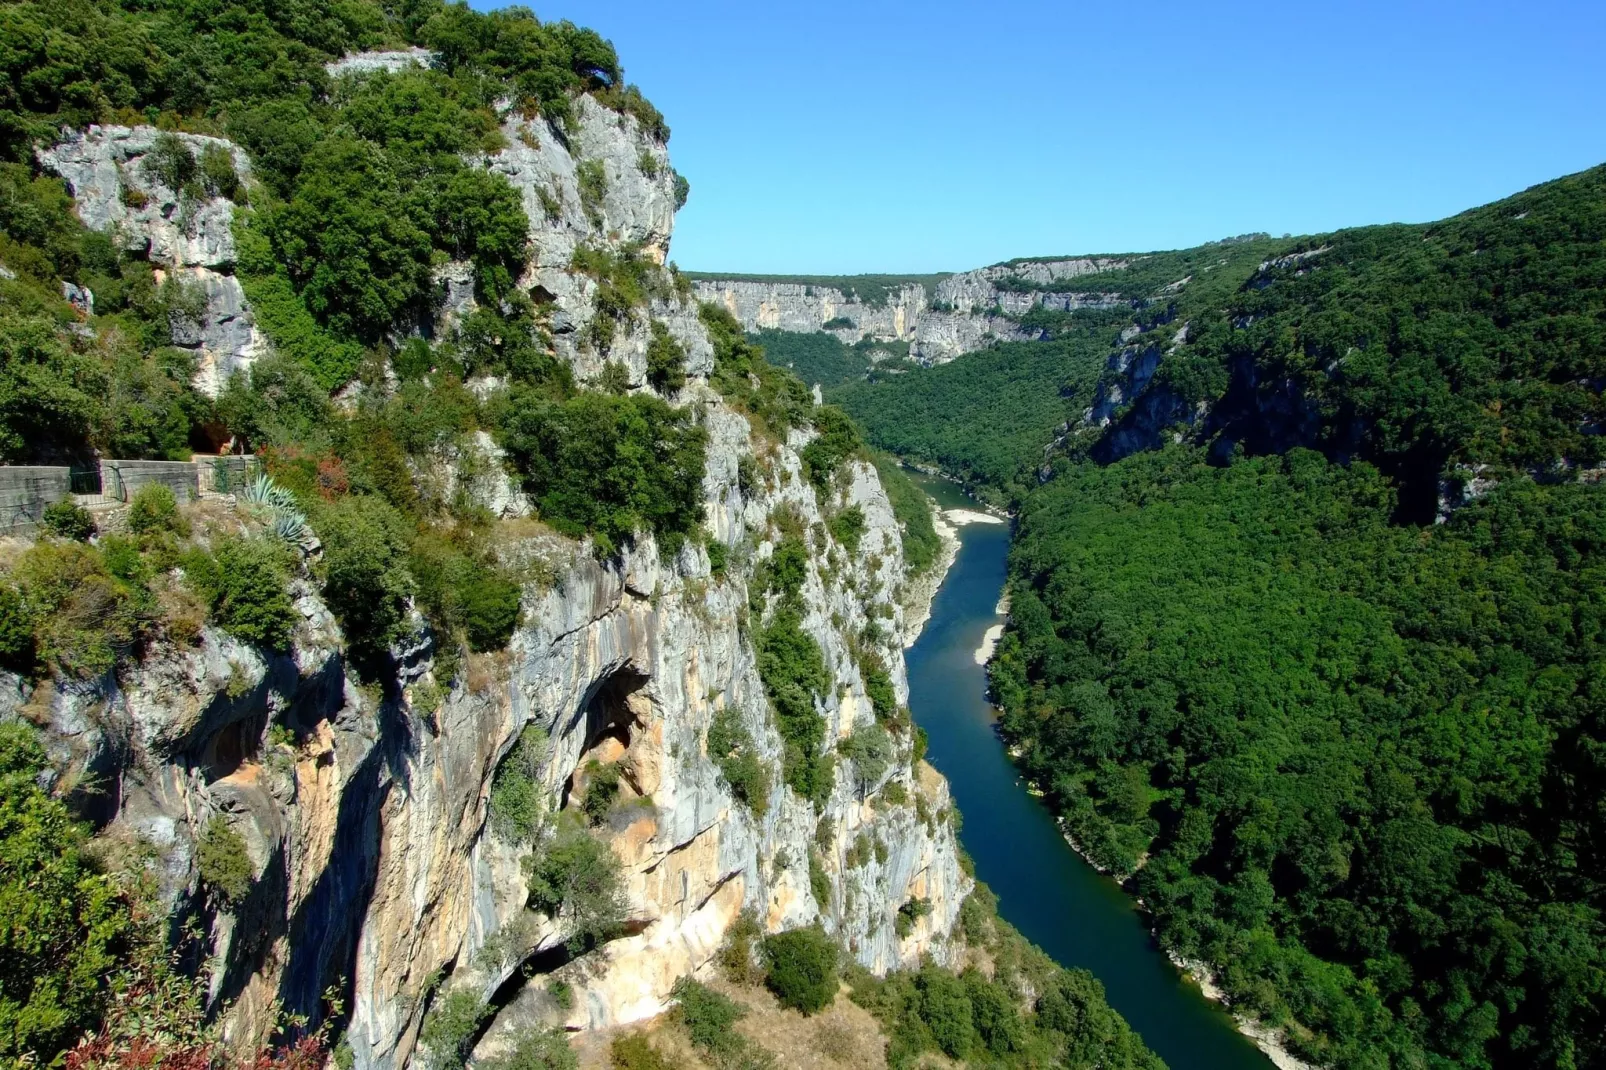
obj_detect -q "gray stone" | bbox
[38,126,265,397]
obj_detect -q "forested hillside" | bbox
[814,166,1606,1068]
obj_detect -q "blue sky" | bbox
[471,0,1606,273]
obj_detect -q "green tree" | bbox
[313,495,414,656]
[265,134,433,340]
[0,723,134,1063]
[497,390,708,557]
[763,927,838,1015]
[646,321,687,393]
[526,814,626,952]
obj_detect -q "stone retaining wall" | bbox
[0,466,71,534]
[101,459,200,502]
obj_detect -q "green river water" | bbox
[904,473,1272,1070]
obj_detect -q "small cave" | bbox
[197,713,267,784]
[528,284,558,306]
[559,668,654,814]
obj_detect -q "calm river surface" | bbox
[904,474,1270,1070]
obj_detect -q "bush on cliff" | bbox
[761,927,838,1015]
[526,814,626,952]
[497,391,708,558]
[0,723,136,1064]
[183,536,297,650]
[757,610,832,806]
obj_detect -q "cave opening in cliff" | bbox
[200,712,267,783]
[560,666,652,811]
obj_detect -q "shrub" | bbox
[808,851,831,909]
[199,143,241,201]
[576,160,607,227]
[197,814,253,907]
[708,708,770,816]
[757,610,832,805]
[460,566,523,652]
[13,540,138,679]
[860,654,898,726]
[184,536,297,649]
[840,721,892,799]
[581,760,622,825]
[762,927,839,1015]
[827,504,865,554]
[127,482,186,537]
[0,584,34,672]
[895,897,932,939]
[477,1026,577,1070]
[706,537,728,579]
[718,908,765,986]
[526,814,626,951]
[146,133,197,192]
[419,989,489,1070]
[409,537,524,657]
[490,726,550,844]
[41,500,95,540]
[672,171,690,211]
[0,723,135,1064]
[670,977,745,1057]
[610,1033,671,1070]
[646,321,687,393]
[799,407,863,491]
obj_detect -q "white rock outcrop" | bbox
[692,256,1136,368]
[38,125,266,396]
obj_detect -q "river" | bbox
[904,473,1272,1070]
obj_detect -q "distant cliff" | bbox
[692,258,1134,365]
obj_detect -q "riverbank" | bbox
[900,501,964,649]
[974,580,1305,1070]
[903,486,1272,1070]
[1166,952,1316,1070]
[1044,822,1316,1070]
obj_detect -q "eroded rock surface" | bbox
[38,125,265,396]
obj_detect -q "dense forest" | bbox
[823,169,1606,1068]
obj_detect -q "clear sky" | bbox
[470,0,1606,274]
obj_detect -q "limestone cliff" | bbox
[692,257,1136,367]
[38,126,266,396]
[18,55,969,1070]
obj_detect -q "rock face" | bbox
[14,65,968,1070]
[38,125,266,397]
[692,257,1135,367]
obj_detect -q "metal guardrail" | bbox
[70,464,123,506]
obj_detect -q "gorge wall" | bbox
[693,257,1134,366]
[15,55,968,1070]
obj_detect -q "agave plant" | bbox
[244,474,315,551]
